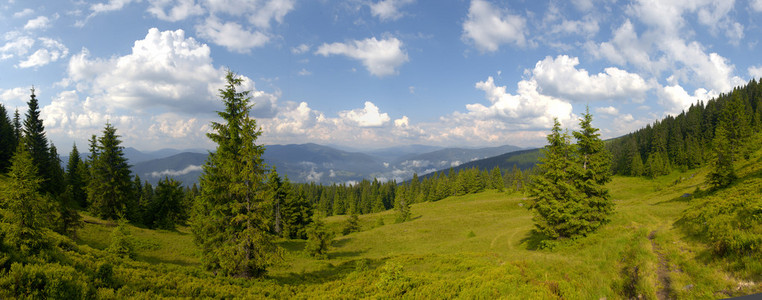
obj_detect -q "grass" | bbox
[59,148,762,298]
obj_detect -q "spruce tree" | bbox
[12,108,21,144]
[22,87,53,193]
[1,143,53,254]
[305,214,334,259]
[87,123,134,220]
[0,104,15,172]
[267,168,286,236]
[529,119,584,239]
[572,108,613,232]
[151,177,184,229]
[192,70,282,277]
[707,92,750,188]
[66,144,87,208]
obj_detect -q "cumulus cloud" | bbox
[24,16,51,30]
[339,101,391,127]
[0,34,35,60]
[370,0,414,21]
[147,0,204,21]
[49,28,278,149]
[17,38,68,68]
[462,0,527,52]
[659,84,717,115]
[202,0,294,29]
[595,106,618,116]
[531,55,650,102]
[749,66,762,79]
[195,17,269,53]
[0,87,32,107]
[315,37,409,77]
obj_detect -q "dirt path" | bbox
[649,230,672,300]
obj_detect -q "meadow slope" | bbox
[68,152,762,298]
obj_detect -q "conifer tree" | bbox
[87,123,134,220]
[529,119,584,239]
[267,169,286,236]
[394,186,411,223]
[707,92,749,188]
[13,108,22,144]
[22,87,53,193]
[305,214,334,259]
[490,166,504,191]
[1,143,53,254]
[66,144,87,208]
[151,177,184,229]
[192,70,281,277]
[571,109,613,232]
[0,104,15,172]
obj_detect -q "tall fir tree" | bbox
[267,168,286,236]
[529,119,585,240]
[707,92,750,188]
[65,144,87,208]
[571,108,613,232]
[0,104,15,172]
[13,108,21,144]
[150,177,184,230]
[87,123,134,220]
[0,143,54,254]
[22,87,53,193]
[192,70,282,278]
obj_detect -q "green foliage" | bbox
[107,218,135,259]
[0,104,15,173]
[707,92,750,188]
[192,70,281,278]
[65,144,87,208]
[148,177,184,229]
[530,112,613,241]
[305,215,334,259]
[394,186,411,223]
[22,87,54,194]
[1,143,53,254]
[375,261,412,297]
[342,213,360,235]
[87,123,135,220]
[0,262,90,299]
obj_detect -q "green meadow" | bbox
[65,148,760,298]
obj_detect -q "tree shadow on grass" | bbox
[278,239,306,252]
[519,229,550,251]
[331,236,352,248]
[269,257,387,286]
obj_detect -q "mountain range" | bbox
[127,143,524,186]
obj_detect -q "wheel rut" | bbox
[649,230,672,300]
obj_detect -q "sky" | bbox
[1,0,762,152]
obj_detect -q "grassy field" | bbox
[70,155,761,298]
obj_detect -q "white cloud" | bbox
[339,101,391,127]
[753,0,762,11]
[468,76,574,128]
[462,0,527,52]
[0,34,35,60]
[147,0,204,21]
[13,8,34,18]
[662,39,743,92]
[394,115,409,128]
[149,165,203,177]
[24,16,51,30]
[78,0,139,26]
[0,87,31,107]
[659,84,717,115]
[297,68,311,76]
[749,66,762,79]
[316,37,408,77]
[201,0,294,29]
[196,17,269,53]
[291,43,309,54]
[370,0,414,21]
[17,38,68,68]
[531,55,650,102]
[595,106,618,116]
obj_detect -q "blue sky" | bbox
[1,0,762,151]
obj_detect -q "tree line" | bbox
[608,79,762,185]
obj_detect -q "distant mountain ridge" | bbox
[124,143,524,186]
